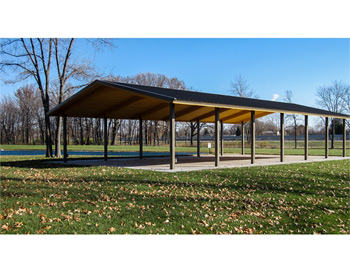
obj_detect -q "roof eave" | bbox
[173,100,350,119]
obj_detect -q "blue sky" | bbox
[2,38,349,109]
[77,38,349,106]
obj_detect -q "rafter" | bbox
[97,96,143,117]
[221,110,251,122]
[193,108,231,121]
[160,105,206,121]
[132,103,169,119]
[239,112,273,123]
[255,112,273,119]
[176,106,206,119]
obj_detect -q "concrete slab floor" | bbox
[50,154,350,172]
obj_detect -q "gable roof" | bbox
[47,80,350,123]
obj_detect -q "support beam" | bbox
[139,117,143,159]
[63,115,67,163]
[221,110,250,122]
[251,111,255,164]
[194,108,231,122]
[167,105,205,121]
[133,103,169,119]
[239,112,274,124]
[325,117,329,158]
[280,113,284,162]
[241,121,245,155]
[220,120,224,156]
[97,97,143,117]
[304,115,308,160]
[215,108,220,166]
[343,119,346,158]
[170,103,175,170]
[197,119,200,157]
[104,115,108,161]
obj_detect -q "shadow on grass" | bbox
[0,155,277,169]
[0,155,169,169]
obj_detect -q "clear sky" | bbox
[79,38,349,106]
[1,38,349,111]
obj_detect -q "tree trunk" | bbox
[79,118,84,145]
[154,121,158,146]
[190,122,196,146]
[111,119,117,145]
[86,118,91,145]
[37,115,45,145]
[26,114,30,144]
[44,110,53,157]
[55,116,62,157]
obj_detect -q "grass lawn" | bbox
[1,143,349,157]
[1,155,349,234]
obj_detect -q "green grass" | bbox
[1,155,349,234]
[1,142,349,157]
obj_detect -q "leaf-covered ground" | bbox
[1,156,349,234]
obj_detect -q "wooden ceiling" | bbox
[48,84,273,123]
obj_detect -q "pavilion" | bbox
[47,80,349,169]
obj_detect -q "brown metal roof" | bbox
[47,80,350,123]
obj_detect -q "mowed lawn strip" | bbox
[0,155,349,234]
[1,142,349,157]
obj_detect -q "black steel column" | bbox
[170,103,175,169]
[304,115,308,160]
[325,117,329,159]
[343,119,346,158]
[220,120,224,156]
[280,113,284,162]
[215,108,220,167]
[197,119,200,157]
[104,115,108,161]
[63,115,67,163]
[241,121,245,155]
[139,117,143,159]
[251,111,255,164]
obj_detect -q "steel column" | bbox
[197,119,200,157]
[280,113,285,162]
[139,117,143,159]
[251,111,255,164]
[325,117,329,158]
[304,115,308,160]
[343,119,346,158]
[170,103,175,169]
[241,121,245,155]
[104,115,108,161]
[63,115,67,163]
[220,120,224,156]
[215,108,220,167]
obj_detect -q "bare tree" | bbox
[51,39,100,156]
[0,96,20,144]
[229,74,257,98]
[342,86,350,129]
[316,80,348,148]
[14,84,37,144]
[1,38,112,155]
[1,39,55,156]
